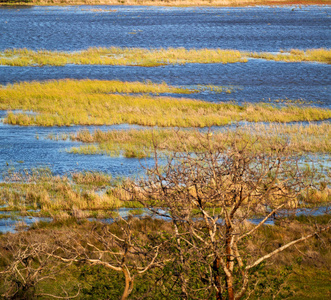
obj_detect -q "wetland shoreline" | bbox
[1,0,331,7]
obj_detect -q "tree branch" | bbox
[246,225,331,270]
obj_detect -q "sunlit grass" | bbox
[0,47,246,67]
[0,169,122,212]
[1,47,330,67]
[1,79,330,127]
[250,48,331,64]
[65,123,331,158]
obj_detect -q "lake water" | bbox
[0,5,330,178]
[1,5,330,51]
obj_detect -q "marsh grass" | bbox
[1,47,330,67]
[1,79,331,127]
[250,48,331,64]
[71,171,112,186]
[0,47,246,67]
[67,123,331,158]
[0,169,122,212]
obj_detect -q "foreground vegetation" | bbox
[1,47,330,67]
[1,79,331,127]
[0,214,330,299]
[0,135,330,299]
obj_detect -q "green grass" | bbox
[1,47,330,67]
[1,79,331,127]
[0,213,330,299]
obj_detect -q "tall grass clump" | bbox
[1,79,331,127]
[0,170,122,212]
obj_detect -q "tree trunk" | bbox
[213,256,223,300]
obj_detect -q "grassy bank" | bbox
[1,0,330,7]
[61,123,331,158]
[1,79,331,127]
[1,47,330,67]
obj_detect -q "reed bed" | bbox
[1,79,331,127]
[0,170,122,212]
[1,161,329,215]
[66,123,331,157]
[1,47,330,67]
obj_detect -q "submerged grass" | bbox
[65,123,331,157]
[250,48,331,64]
[1,79,331,127]
[0,47,330,67]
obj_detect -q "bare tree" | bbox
[125,131,330,300]
[47,217,168,300]
[0,232,71,300]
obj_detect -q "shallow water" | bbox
[1,206,329,234]
[0,112,155,179]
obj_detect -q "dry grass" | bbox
[1,48,330,67]
[0,170,122,212]
[0,47,246,67]
[1,79,331,127]
[65,123,331,157]
[251,48,331,64]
